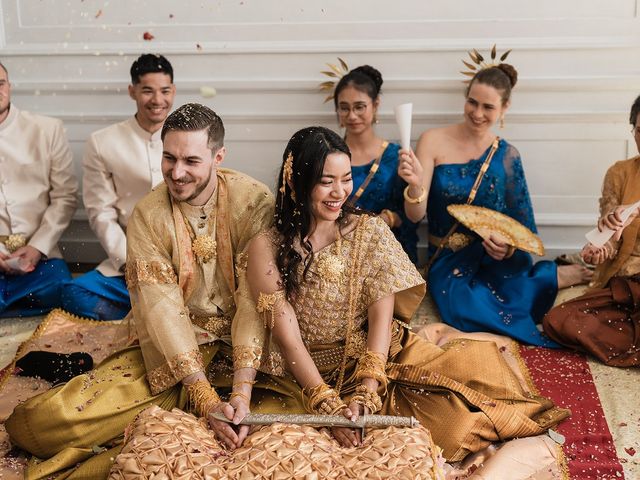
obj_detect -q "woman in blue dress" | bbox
[416,60,592,346]
[332,65,428,263]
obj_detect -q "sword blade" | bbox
[209,412,418,428]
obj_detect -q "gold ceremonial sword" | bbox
[209,412,418,432]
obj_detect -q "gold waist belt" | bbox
[190,313,231,337]
[428,232,474,252]
[308,322,406,370]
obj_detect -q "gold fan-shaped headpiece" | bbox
[318,57,350,103]
[461,44,512,83]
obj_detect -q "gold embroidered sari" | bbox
[238,215,569,462]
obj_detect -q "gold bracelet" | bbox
[184,380,221,417]
[303,382,346,415]
[355,351,388,392]
[403,185,427,204]
[230,391,250,403]
[350,384,383,414]
[233,380,256,389]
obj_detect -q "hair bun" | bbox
[497,63,518,88]
[352,65,383,94]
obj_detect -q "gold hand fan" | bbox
[447,204,545,256]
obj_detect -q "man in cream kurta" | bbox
[6,104,274,479]
[62,54,175,320]
[0,61,78,317]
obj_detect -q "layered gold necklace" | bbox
[180,205,217,264]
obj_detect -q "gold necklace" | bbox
[315,223,346,282]
[180,205,217,264]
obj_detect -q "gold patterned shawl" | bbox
[125,168,274,394]
[592,156,640,288]
[257,215,426,376]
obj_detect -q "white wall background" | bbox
[1,0,639,263]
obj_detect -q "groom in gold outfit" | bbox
[6,103,274,479]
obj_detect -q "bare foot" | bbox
[557,264,593,289]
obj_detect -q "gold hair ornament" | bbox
[279,152,295,206]
[319,57,350,103]
[461,44,512,83]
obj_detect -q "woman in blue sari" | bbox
[333,65,428,263]
[416,59,591,346]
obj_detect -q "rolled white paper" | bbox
[585,200,640,247]
[5,257,28,271]
[394,103,413,150]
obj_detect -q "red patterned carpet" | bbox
[520,346,625,479]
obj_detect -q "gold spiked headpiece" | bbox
[460,44,512,83]
[318,57,350,103]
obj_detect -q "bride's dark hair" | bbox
[275,126,354,295]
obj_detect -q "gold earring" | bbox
[499,116,505,129]
[373,114,379,124]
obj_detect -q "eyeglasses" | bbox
[336,102,370,116]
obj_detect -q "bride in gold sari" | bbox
[244,126,570,472]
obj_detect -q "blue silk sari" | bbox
[350,142,419,263]
[427,139,559,347]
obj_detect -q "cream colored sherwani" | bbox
[0,105,77,257]
[83,117,164,276]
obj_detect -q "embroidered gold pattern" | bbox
[125,259,177,289]
[146,363,175,395]
[191,234,217,264]
[190,313,232,338]
[288,217,422,346]
[256,290,287,329]
[233,345,263,370]
[147,348,204,394]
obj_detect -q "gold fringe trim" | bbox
[556,442,570,480]
[509,340,539,395]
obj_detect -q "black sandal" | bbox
[15,351,94,385]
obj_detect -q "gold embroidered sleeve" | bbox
[147,348,204,394]
[360,217,425,317]
[125,259,177,289]
[233,345,263,370]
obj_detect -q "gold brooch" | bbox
[315,225,345,281]
[315,253,346,281]
[191,234,217,264]
[447,232,472,252]
[3,234,26,253]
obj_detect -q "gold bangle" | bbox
[355,351,388,393]
[185,380,221,417]
[233,380,256,389]
[350,384,383,414]
[230,391,250,403]
[303,382,346,415]
[403,185,427,204]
